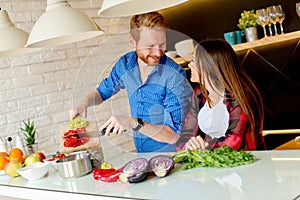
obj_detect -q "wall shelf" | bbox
[232,30,300,54]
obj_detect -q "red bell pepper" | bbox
[93,168,122,182]
[63,128,89,148]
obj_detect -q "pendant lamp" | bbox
[98,0,188,17]
[26,0,104,48]
[0,8,37,58]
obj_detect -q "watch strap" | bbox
[132,118,144,131]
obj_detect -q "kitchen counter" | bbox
[1,150,300,200]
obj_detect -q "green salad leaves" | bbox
[172,146,258,170]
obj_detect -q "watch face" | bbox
[137,118,144,126]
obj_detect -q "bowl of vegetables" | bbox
[44,153,66,170]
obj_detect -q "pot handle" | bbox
[89,149,103,163]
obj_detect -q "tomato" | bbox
[47,153,66,161]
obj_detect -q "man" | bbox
[69,11,193,152]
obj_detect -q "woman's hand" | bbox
[185,136,208,150]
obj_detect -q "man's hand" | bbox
[100,116,133,135]
[69,90,103,120]
[69,103,87,120]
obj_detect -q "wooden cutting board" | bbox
[59,121,102,154]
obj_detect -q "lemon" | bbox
[101,161,114,169]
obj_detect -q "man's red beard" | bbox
[136,49,163,66]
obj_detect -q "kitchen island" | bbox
[0,150,300,200]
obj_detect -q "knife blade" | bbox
[84,130,106,138]
[61,129,106,139]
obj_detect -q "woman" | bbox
[184,39,265,151]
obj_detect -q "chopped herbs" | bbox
[172,146,258,170]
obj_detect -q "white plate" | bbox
[0,170,5,175]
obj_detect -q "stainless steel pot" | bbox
[56,151,92,178]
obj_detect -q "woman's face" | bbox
[188,58,201,83]
[188,55,215,94]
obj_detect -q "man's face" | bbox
[133,28,166,66]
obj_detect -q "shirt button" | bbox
[138,89,140,92]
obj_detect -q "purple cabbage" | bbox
[119,158,150,183]
[149,155,174,177]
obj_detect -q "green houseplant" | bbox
[237,9,258,42]
[20,119,37,154]
[237,9,258,30]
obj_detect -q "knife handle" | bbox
[100,128,113,135]
[100,128,128,135]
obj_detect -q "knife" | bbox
[62,128,126,138]
[62,129,106,139]
[86,128,122,138]
[86,128,128,137]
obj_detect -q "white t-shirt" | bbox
[198,98,229,138]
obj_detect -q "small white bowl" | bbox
[44,159,58,171]
[17,162,50,181]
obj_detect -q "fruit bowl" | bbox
[16,162,50,181]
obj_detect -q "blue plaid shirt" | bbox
[97,51,193,152]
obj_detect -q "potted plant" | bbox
[20,119,37,154]
[237,9,258,42]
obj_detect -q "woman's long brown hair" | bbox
[194,39,264,139]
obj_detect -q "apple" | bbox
[24,154,40,166]
[33,152,46,162]
[4,160,22,177]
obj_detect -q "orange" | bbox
[0,152,9,158]
[9,154,24,163]
[9,148,24,163]
[9,148,23,157]
[0,156,9,170]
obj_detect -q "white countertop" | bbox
[1,150,300,200]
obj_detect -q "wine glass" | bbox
[266,15,273,36]
[296,2,300,17]
[267,6,278,35]
[275,5,285,34]
[256,9,269,38]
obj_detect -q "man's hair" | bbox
[130,11,169,42]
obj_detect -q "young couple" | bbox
[69,11,265,153]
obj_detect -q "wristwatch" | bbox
[132,118,144,131]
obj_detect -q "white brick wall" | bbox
[0,0,135,159]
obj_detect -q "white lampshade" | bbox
[0,9,38,58]
[98,0,188,17]
[26,0,104,48]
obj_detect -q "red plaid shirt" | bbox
[177,86,265,151]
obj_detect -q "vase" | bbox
[27,143,38,155]
[244,27,258,42]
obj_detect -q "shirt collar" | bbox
[155,54,168,76]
